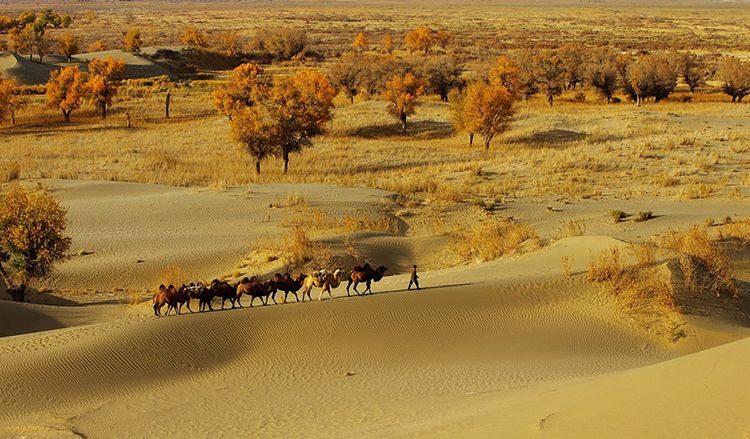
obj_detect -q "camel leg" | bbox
[352,281,362,296]
[364,280,372,294]
[186,299,193,313]
[236,295,243,308]
[346,279,352,296]
[291,292,299,302]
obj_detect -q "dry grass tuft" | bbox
[252,226,334,271]
[450,218,538,262]
[587,246,680,329]
[0,161,21,183]
[720,217,750,246]
[281,207,399,234]
[556,219,585,238]
[659,226,740,298]
[158,263,188,288]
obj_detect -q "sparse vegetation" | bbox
[449,218,538,262]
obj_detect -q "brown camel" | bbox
[236,276,277,307]
[153,284,184,316]
[302,269,343,301]
[346,263,388,296]
[210,279,238,310]
[165,284,192,316]
[273,273,307,303]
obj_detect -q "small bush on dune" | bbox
[659,225,740,297]
[450,218,538,262]
[282,226,333,270]
[720,217,750,246]
[587,246,679,316]
[610,209,626,223]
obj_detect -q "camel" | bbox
[236,276,277,307]
[273,273,307,303]
[209,279,238,310]
[153,284,184,316]
[301,269,343,302]
[346,263,388,296]
[183,282,207,313]
[165,284,192,316]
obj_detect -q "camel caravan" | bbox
[152,263,388,317]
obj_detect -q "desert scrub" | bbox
[280,207,399,234]
[610,209,627,223]
[450,218,539,262]
[587,246,679,317]
[719,217,750,246]
[658,225,740,297]
[0,161,21,183]
[634,211,653,222]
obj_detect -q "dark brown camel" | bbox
[346,263,388,296]
[183,282,208,313]
[210,279,238,310]
[273,273,307,303]
[165,284,192,316]
[236,276,277,307]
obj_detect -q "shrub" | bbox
[610,209,626,223]
[659,226,740,297]
[450,218,538,262]
[634,210,653,222]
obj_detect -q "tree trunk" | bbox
[10,109,16,125]
[485,134,493,150]
[0,264,24,302]
[469,132,474,147]
[63,109,70,123]
[165,93,171,119]
[101,101,107,119]
[282,149,290,174]
[548,94,554,106]
[400,113,407,133]
[10,284,26,302]
[255,158,261,174]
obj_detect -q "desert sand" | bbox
[1,179,749,438]
[0,49,173,85]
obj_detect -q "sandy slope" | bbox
[0,50,174,85]
[0,180,749,438]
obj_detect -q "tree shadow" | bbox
[511,129,587,146]
[348,120,455,140]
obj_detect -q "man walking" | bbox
[408,265,420,290]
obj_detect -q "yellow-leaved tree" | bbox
[382,73,425,133]
[271,69,336,173]
[46,65,88,122]
[213,63,264,119]
[181,26,209,48]
[462,80,515,149]
[218,64,335,174]
[0,78,28,125]
[352,32,368,51]
[87,56,126,118]
[0,185,72,302]
[404,27,435,54]
[124,28,142,52]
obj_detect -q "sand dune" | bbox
[1,180,749,438]
[0,50,174,86]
